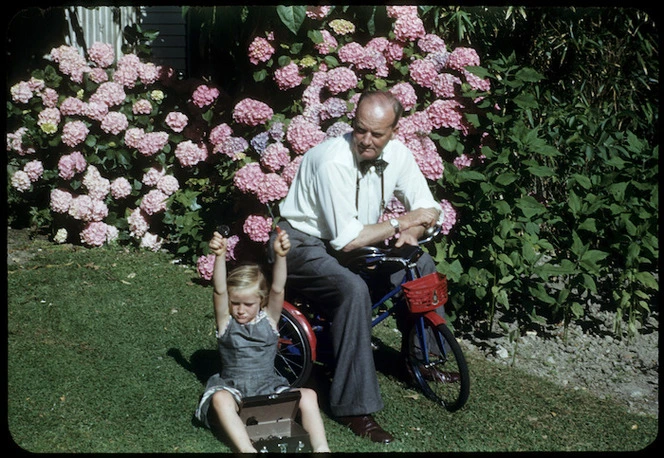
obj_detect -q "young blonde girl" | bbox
[195,228,330,453]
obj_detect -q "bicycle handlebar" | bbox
[336,224,443,272]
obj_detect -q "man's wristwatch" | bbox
[389,218,400,234]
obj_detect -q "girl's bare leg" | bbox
[211,390,257,453]
[297,388,331,452]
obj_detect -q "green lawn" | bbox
[7,239,658,453]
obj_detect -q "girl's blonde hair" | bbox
[226,264,269,308]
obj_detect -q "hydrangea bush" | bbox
[7,5,492,281]
[7,42,240,258]
[194,5,492,278]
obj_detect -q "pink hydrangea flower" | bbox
[10,81,33,103]
[157,175,180,196]
[83,166,111,201]
[124,127,145,149]
[140,189,168,215]
[338,42,366,65]
[197,253,216,281]
[88,42,115,68]
[40,87,58,108]
[386,5,419,18]
[58,151,87,180]
[432,73,462,98]
[10,171,31,192]
[59,97,86,116]
[128,208,149,238]
[68,195,93,221]
[165,111,189,132]
[50,45,90,83]
[61,120,89,147]
[84,101,109,121]
[175,140,208,167]
[440,199,457,235]
[233,162,264,194]
[306,5,331,19]
[192,84,220,108]
[113,54,140,88]
[325,67,358,94]
[137,131,169,156]
[248,36,275,65]
[453,154,473,170]
[233,98,274,126]
[37,107,61,132]
[255,173,289,204]
[409,59,439,89]
[213,137,249,160]
[418,34,447,53]
[274,62,304,90]
[101,112,129,135]
[88,68,109,84]
[87,199,109,222]
[446,47,481,71]
[143,167,166,187]
[260,142,291,172]
[281,156,303,185]
[243,215,273,243]
[140,232,163,251]
[389,83,417,111]
[208,123,233,145]
[132,99,153,115]
[426,99,466,131]
[89,82,126,107]
[50,188,73,213]
[111,177,132,199]
[138,62,160,85]
[315,30,338,55]
[23,160,44,182]
[80,221,108,247]
[405,136,444,181]
[393,15,426,42]
[286,115,325,154]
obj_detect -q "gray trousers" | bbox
[272,220,436,417]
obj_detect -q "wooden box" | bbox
[239,391,312,453]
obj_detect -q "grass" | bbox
[7,238,659,453]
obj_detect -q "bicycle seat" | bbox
[336,244,422,273]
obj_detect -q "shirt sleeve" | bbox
[315,161,365,251]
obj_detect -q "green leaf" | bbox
[527,165,555,177]
[276,5,307,35]
[495,172,518,186]
[513,92,538,109]
[515,67,544,82]
[635,271,659,290]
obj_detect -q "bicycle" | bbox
[275,225,470,412]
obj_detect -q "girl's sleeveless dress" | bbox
[195,310,291,428]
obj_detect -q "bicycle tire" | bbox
[276,307,314,387]
[405,317,470,411]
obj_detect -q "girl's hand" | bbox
[209,232,228,257]
[273,227,290,257]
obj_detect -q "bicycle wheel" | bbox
[405,316,470,411]
[276,307,314,387]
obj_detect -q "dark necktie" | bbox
[359,158,388,176]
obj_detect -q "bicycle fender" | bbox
[283,301,318,361]
[423,309,446,327]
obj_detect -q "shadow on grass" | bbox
[167,347,220,386]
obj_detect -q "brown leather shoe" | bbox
[337,415,394,444]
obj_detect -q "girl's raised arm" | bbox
[210,232,229,332]
[266,228,290,324]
